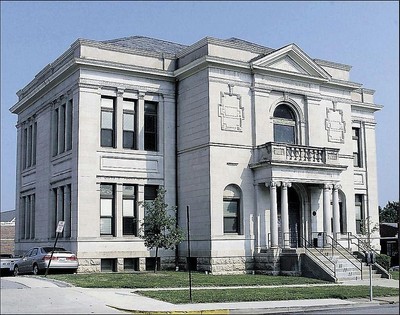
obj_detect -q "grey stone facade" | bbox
[10,36,382,274]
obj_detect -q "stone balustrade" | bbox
[257,142,339,165]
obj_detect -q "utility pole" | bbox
[186,205,192,303]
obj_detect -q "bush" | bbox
[376,254,391,271]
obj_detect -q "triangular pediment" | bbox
[252,44,331,80]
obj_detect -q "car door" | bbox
[18,249,33,273]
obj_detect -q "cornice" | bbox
[314,59,352,71]
[351,101,383,112]
[11,59,79,114]
[77,38,177,59]
[176,36,273,59]
[75,57,175,79]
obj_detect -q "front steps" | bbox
[306,248,386,282]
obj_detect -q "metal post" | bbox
[186,205,192,303]
[369,263,373,301]
[45,232,59,277]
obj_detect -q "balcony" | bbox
[254,142,340,167]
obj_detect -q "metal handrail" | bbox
[300,236,336,280]
[326,234,363,280]
[347,232,391,279]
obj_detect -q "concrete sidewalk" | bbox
[3,276,399,314]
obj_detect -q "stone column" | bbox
[323,184,332,245]
[332,184,341,239]
[267,181,279,248]
[137,185,145,237]
[281,182,291,248]
[116,183,123,237]
[64,185,71,238]
[116,89,124,149]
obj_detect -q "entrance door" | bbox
[277,187,301,248]
[288,188,300,247]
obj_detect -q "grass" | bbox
[390,270,399,280]
[46,271,400,304]
[47,271,329,288]
[138,286,399,304]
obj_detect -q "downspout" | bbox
[174,75,180,269]
[362,120,371,245]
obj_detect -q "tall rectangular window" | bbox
[355,194,364,234]
[52,98,73,156]
[352,127,362,167]
[144,102,158,151]
[123,98,136,149]
[100,184,115,236]
[21,121,37,170]
[223,199,240,233]
[123,184,137,235]
[101,97,115,148]
[20,193,35,239]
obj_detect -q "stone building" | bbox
[10,36,382,275]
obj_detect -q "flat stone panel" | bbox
[100,156,159,173]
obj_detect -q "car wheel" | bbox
[13,265,19,276]
[32,264,39,275]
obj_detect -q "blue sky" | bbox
[1,1,399,211]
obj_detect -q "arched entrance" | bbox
[277,187,301,248]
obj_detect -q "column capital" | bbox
[281,182,292,188]
[265,181,281,188]
[138,91,146,99]
[323,183,333,190]
[116,89,124,97]
[333,184,342,190]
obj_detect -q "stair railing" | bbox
[347,232,391,279]
[326,234,363,280]
[301,235,336,280]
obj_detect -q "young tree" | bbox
[379,201,399,223]
[139,187,185,272]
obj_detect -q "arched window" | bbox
[273,104,296,144]
[223,185,241,234]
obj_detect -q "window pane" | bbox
[144,115,156,132]
[274,105,294,119]
[100,184,113,196]
[224,217,238,233]
[101,130,113,147]
[123,113,135,131]
[144,102,157,114]
[123,99,135,111]
[123,185,135,197]
[102,111,113,129]
[101,97,114,109]
[123,131,134,149]
[274,125,295,144]
[101,199,113,216]
[144,133,156,151]
[224,200,238,217]
[100,218,112,234]
[144,186,158,200]
[123,199,134,216]
[123,217,136,235]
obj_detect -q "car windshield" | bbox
[42,247,67,253]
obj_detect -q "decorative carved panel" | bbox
[325,102,345,143]
[218,86,244,132]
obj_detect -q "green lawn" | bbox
[46,271,399,304]
[138,286,399,304]
[390,270,399,280]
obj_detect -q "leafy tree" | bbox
[379,201,399,223]
[139,187,185,273]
